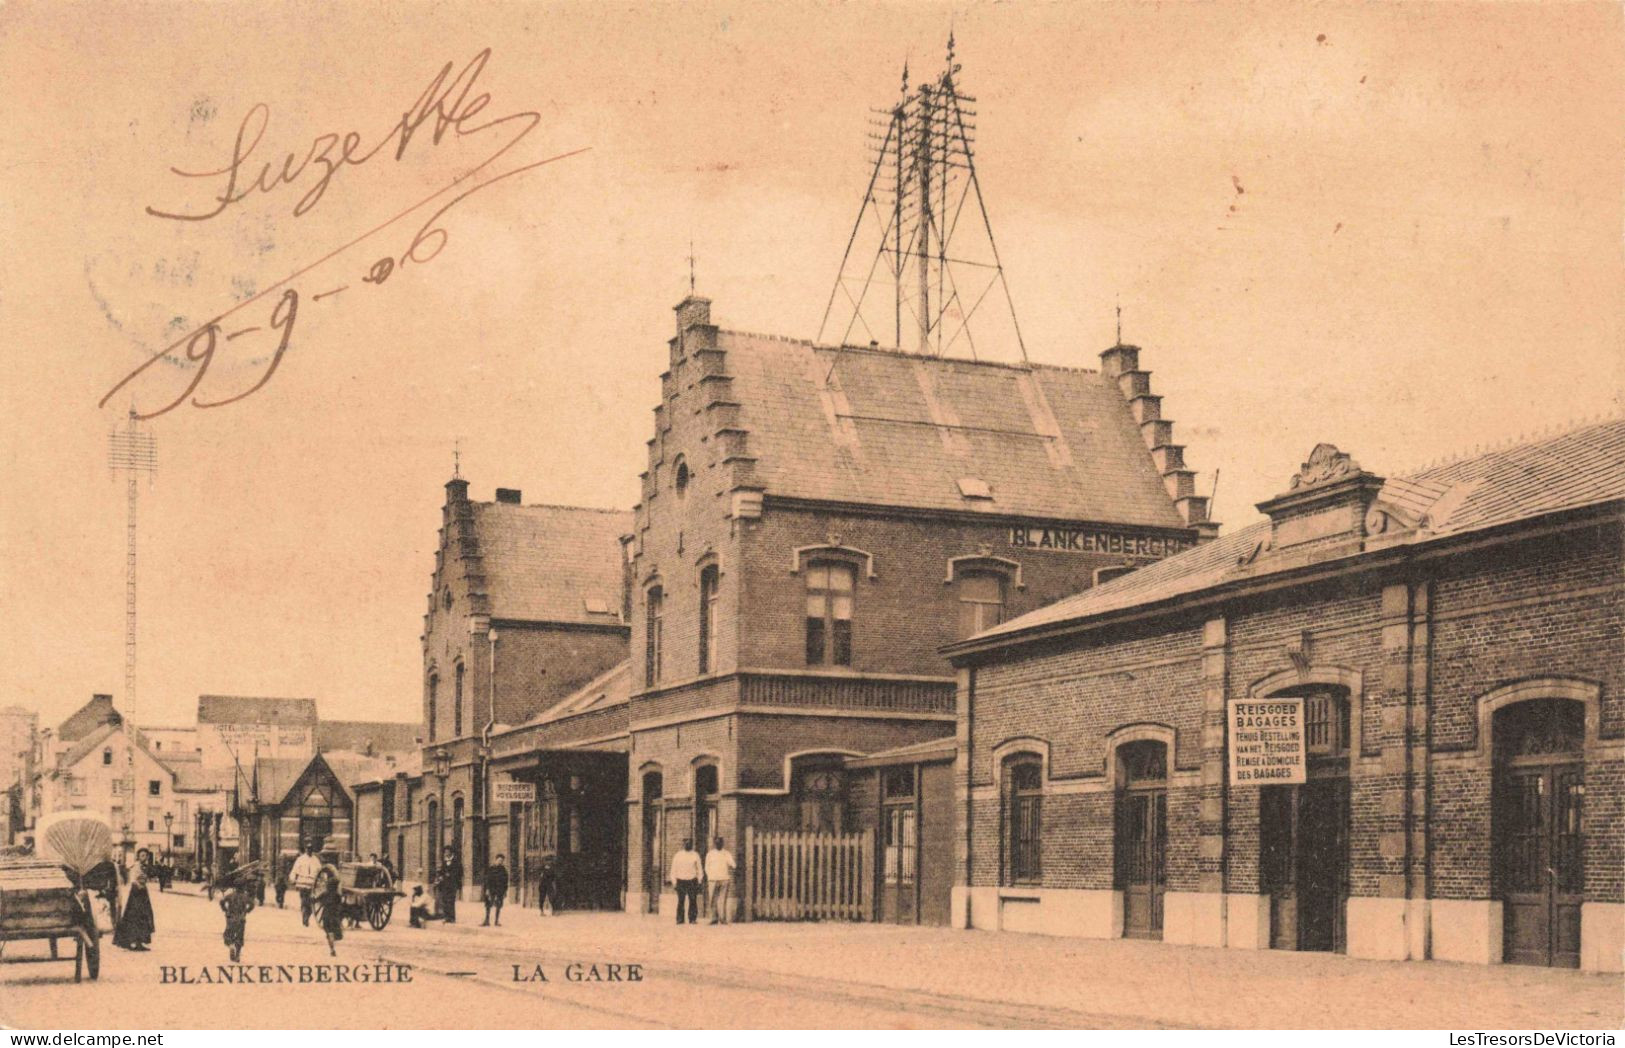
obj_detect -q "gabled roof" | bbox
[172,760,233,793]
[717,333,1187,527]
[317,751,399,803]
[57,695,121,742]
[198,695,318,726]
[315,720,420,756]
[56,723,169,777]
[470,503,631,625]
[961,418,1625,649]
[247,758,306,808]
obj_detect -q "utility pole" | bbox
[108,409,156,851]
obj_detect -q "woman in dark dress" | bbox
[113,856,155,951]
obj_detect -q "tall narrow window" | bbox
[805,562,855,666]
[957,571,1007,638]
[454,663,465,737]
[427,675,439,742]
[698,566,719,674]
[645,586,664,685]
[1004,757,1043,885]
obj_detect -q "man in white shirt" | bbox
[704,836,737,925]
[288,843,322,927]
[668,838,703,925]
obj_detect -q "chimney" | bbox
[494,488,522,505]
[675,295,711,334]
[445,476,469,504]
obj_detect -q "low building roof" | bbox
[846,736,958,769]
[315,720,420,756]
[717,332,1188,528]
[955,417,1625,653]
[471,503,631,625]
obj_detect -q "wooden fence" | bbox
[743,827,872,921]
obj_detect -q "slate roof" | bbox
[198,695,318,726]
[57,695,121,742]
[847,736,958,768]
[171,759,233,793]
[961,418,1625,648]
[248,758,307,808]
[718,332,1187,527]
[523,661,630,727]
[471,503,631,625]
[318,752,400,803]
[315,720,421,756]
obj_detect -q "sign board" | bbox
[1009,526,1192,558]
[1227,698,1307,785]
[491,781,536,804]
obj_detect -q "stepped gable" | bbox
[651,297,1204,530]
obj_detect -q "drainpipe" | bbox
[482,630,498,872]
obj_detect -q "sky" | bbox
[1,1,1620,731]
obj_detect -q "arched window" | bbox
[698,566,719,674]
[451,793,465,862]
[694,763,719,851]
[453,663,465,738]
[426,798,440,876]
[957,570,1007,638]
[645,586,664,685]
[427,673,439,742]
[1003,756,1043,885]
[805,561,855,666]
[795,758,846,834]
[674,456,690,497]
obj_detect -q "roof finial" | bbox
[452,437,462,479]
[1115,295,1123,346]
[687,238,696,295]
[901,59,910,96]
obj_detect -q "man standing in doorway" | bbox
[481,854,509,927]
[436,846,463,924]
[669,838,702,925]
[289,842,322,928]
[705,836,736,925]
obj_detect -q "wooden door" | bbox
[1498,763,1583,968]
[642,801,664,914]
[1117,789,1166,939]
[1297,777,1349,952]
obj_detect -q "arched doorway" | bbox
[641,770,664,914]
[1115,740,1167,940]
[694,763,719,854]
[1493,699,1584,968]
[1259,685,1352,952]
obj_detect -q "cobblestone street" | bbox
[0,887,1618,1029]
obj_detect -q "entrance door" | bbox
[879,764,919,923]
[1115,740,1167,940]
[1497,763,1583,968]
[641,772,664,914]
[1297,778,1349,951]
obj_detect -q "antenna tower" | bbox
[108,409,156,847]
[818,36,1028,364]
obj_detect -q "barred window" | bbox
[1303,690,1350,757]
[645,586,664,685]
[698,566,719,674]
[1004,757,1043,885]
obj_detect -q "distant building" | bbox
[38,700,182,857]
[196,695,319,773]
[946,419,1624,971]
[0,705,38,845]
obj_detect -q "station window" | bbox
[957,570,1007,638]
[698,566,719,674]
[1003,756,1043,885]
[805,562,855,666]
[645,586,664,685]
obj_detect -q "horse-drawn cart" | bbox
[0,858,100,982]
[336,863,401,930]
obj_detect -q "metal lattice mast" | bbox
[818,35,1028,365]
[108,409,156,846]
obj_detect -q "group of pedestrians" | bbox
[668,836,737,925]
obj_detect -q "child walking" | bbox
[219,878,256,963]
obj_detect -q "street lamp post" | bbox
[163,811,173,862]
[432,747,450,878]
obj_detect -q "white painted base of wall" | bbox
[1163,892,1225,947]
[1224,893,1270,950]
[1581,902,1624,973]
[1431,899,1501,965]
[1346,897,1411,961]
[952,887,1123,938]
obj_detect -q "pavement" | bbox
[0,884,1618,1029]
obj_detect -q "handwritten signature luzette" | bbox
[100,48,587,419]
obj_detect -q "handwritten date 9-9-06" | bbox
[101,49,587,420]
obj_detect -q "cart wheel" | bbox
[369,897,392,931]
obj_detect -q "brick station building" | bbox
[406,481,631,898]
[623,295,1213,919]
[945,413,1623,970]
